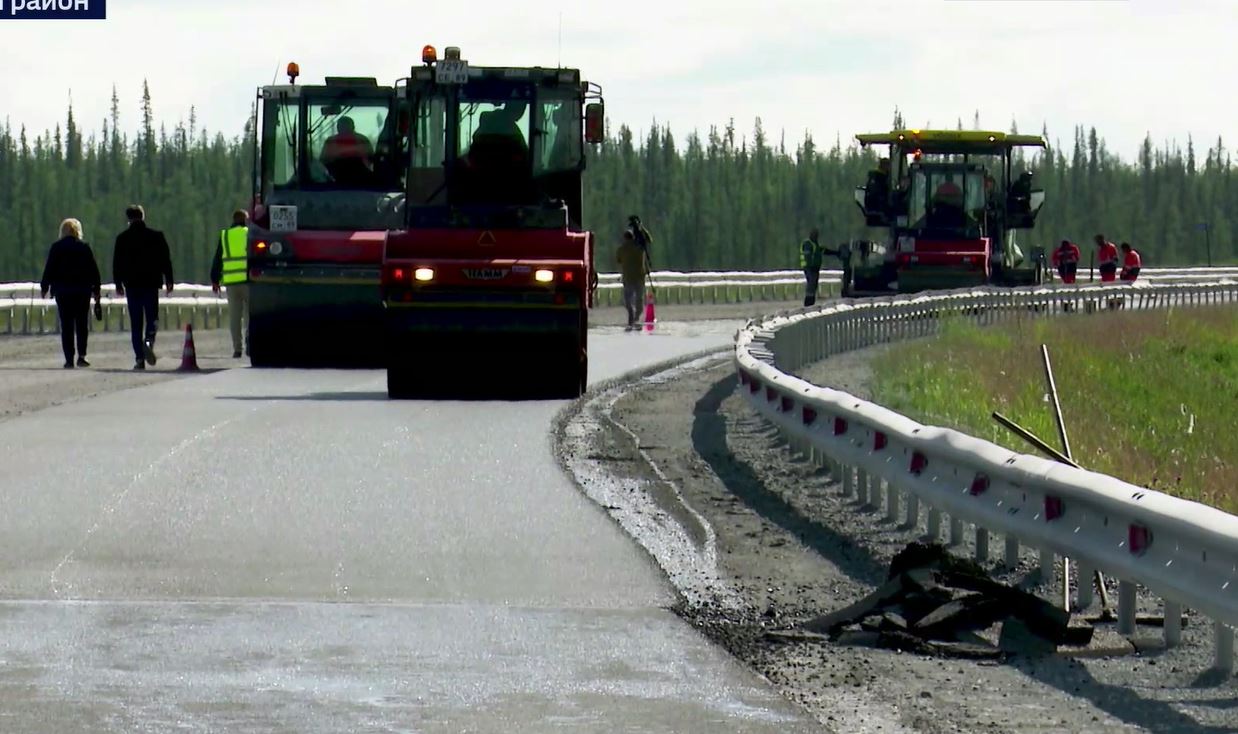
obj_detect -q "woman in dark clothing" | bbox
[40,218,102,368]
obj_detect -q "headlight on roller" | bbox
[534,269,554,283]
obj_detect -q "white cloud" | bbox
[0,0,1232,160]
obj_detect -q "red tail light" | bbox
[563,271,575,283]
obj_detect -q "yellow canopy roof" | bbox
[856,129,1047,153]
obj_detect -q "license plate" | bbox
[269,205,297,232]
[436,59,470,85]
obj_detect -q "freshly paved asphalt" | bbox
[0,322,822,732]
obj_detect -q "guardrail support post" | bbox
[1040,548,1056,588]
[926,508,941,541]
[1076,560,1095,609]
[949,517,964,546]
[975,527,989,562]
[1004,535,1019,567]
[905,494,919,527]
[1118,580,1137,636]
[886,484,899,523]
[856,469,868,505]
[841,463,854,498]
[1164,600,1182,647]
[1215,623,1234,674]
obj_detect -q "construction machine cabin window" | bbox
[409,94,447,204]
[264,98,299,191]
[909,169,988,232]
[535,98,582,174]
[306,98,399,189]
[458,86,533,165]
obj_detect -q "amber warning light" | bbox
[286,62,300,84]
[422,45,437,64]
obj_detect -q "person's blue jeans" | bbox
[126,288,160,362]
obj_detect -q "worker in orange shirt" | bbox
[1093,234,1119,283]
[1120,242,1142,282]
[1051,240,1081,284]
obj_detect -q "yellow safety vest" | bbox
[220,226,248,285]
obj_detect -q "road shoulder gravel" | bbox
[558,347,1238,734]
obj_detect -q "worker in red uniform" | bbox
[1120,242,1142,282]
[1051,240,1081,284]
[1094,234,1119,283]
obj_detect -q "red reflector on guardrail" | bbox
[833,417,848,435]
[766,387,777,401]
[803,407,817,425]
[970,473,990,496]
[874,431,887,450]
[1129,524,1152,555]
[910,451,928,475]
[1044,496,1064,521]
[780,396,794,412]
[749,379,760,394]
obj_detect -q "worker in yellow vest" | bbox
[210,209,251,358]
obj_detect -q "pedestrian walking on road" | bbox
[617,229,649,330]
[113,205,174,370]
[211,209,251,358]
[1120,242,1142,282]
[40,218,101,368]
[1094,234,1119,283]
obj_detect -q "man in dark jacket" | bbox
[41,218,102,368]
[113,205,174,370]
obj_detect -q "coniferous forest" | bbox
[1,86,1234,282]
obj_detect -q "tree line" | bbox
[1,88,1234,282]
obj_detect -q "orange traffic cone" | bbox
[643,288,657,332]
[177,324,200,371]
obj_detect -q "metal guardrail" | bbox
[735,281,1238,674]
[1,285,227,336]
[5,266,1235,334]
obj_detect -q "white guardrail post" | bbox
[736,280,1238,675]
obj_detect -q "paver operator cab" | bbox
[381,46,604,398]
[247,64,407,366]
[849,130,1049,295]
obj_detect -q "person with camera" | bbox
[40,218,102,368]
[617,229,649,330]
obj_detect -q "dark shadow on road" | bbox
[218,392,391,402]
[691,371,888,588]
[217,388,568,403]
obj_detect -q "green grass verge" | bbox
[871,307,1238,513]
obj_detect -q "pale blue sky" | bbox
[0,0,1232,160]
